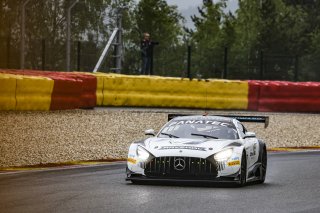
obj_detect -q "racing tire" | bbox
[238,151,247,187]
[258,146,267,184]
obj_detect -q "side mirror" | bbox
[244,132,256,139]
[145,129,155,136]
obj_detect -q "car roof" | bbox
[171,115,236,123]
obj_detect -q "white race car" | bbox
[126,114,268,186]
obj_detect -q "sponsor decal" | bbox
[168,120,235,129]
[231,157,240,161]
[159,146,206,151]
[227,160,240,166]
[127,158,137,164]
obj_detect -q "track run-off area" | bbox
[0,151,319,213]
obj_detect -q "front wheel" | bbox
[258,147,267,184]
[238,151,247,186]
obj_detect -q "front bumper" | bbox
[126,163,240,184]
[126,175,240,184]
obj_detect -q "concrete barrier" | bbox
[248,81,320,112]
[16,75,54,111]
[90,73,105,106]
[99,73,248,110]
[0,74,17,110]
[1,70,320,112]
[0,73,54,111]
[0,70,96,110]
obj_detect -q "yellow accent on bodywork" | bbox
[127,158,137,164]
[227,160,240,166]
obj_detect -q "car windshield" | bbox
[158,119,239,140]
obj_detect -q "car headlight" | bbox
[214,148,233,161]
[136,146,150,161]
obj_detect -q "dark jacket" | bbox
[141,39,152,57]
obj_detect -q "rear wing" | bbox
[168,114,269,128]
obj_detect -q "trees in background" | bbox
[187,0,320,81]
[186,0,232,78]
[0,0,320,81]
[0,0,111,70]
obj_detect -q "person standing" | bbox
[140,33,152,75]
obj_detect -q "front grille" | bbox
[144,157,218,179]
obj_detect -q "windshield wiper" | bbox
[160,132,179,138]
[191,133,219,139]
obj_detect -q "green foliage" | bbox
[0,0,110,70]
[188,0,229,78]
[1,0,320,81]
[188,0,320,81]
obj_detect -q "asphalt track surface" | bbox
[0,152,319,213]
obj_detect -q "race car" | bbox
[126,114,268,186]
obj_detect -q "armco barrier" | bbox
[248,81,320,112]
[99,74,249,110]
[0,74,17,110]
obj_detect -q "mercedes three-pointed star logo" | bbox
[174,158,186,171]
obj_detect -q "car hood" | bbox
[142,137,242,158]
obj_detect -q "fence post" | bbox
[77,41,81,71]
[66,0,79,71]
[21,0,31,70]
[113,45,117,71]
[294,55,299,82]
[41,39,45,70]
[150,46,154,75]
[187,45,191,79]
[223,47,228,79]
[6,36,11,68]
[260,50,264,80]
